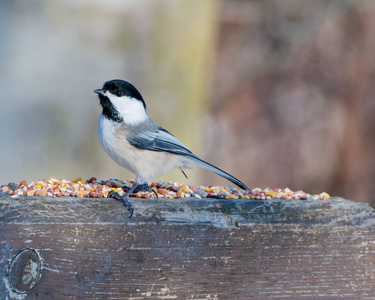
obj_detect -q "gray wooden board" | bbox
[1,196,375,299]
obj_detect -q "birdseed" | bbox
[0,177,330,200]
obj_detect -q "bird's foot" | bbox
[134,183,151,192]
[125,183,158,199]
[108,190,134,218]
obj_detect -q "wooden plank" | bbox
[1,196,375,299]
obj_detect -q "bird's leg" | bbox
[133,183,158,199]
[108,182,138,218]
[134,183,151,192]
[180,168,188,179]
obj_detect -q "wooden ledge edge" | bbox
[0,195,374,228]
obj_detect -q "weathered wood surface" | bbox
[1,196,375,299]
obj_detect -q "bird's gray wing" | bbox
[127,123,250,191]
[127,126,194,156]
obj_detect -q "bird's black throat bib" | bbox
[99,95,123,123]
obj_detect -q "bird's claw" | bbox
[108,190,134,218]
[151,188,158,199]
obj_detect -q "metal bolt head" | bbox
[8,248,42,294]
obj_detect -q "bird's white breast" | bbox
[98,113,136,172]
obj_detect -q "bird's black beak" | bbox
[94,89,105,96]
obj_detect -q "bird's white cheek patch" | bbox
[105,92,148,125]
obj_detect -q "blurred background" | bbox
[1,0,374,206]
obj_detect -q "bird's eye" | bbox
[115,90,123,97]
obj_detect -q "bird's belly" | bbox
[130,150,184,183]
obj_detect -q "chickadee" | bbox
[94,79,250,217]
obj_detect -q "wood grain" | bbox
[1,196,375,299]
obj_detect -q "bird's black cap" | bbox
[103,79,146,109]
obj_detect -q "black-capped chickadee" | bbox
[94,79,250,217]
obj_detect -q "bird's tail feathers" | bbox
[187,156,250,191]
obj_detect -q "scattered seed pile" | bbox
[0,177,330,200]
